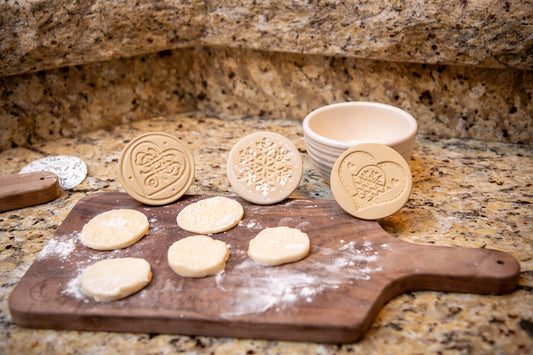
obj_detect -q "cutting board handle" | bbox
[389,241,520,295]
[0,171,61,212]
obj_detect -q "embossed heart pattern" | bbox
[131,144,186,196]
[119,132,195,206]
[331,143,412,220]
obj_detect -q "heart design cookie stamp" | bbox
[119,132,195,205]
[130,143,186,196]
[331,143,412,220]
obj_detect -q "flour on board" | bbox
[218,239,386,317]
[37,234,77,260]
[62,271,87,301]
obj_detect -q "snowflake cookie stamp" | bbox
[330,143,412,220]
[227,132,303,204]
[20,155,87,189]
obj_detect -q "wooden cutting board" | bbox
[0,171,61,212]
[8,192,520,343]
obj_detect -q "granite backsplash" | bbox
[0,0,531,150]
[1,47,531,151]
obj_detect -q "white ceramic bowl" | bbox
[303,102,417,181]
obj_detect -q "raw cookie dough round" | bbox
[168,235,229,277]
[81,257,152,302]
[248,226,310,266]
[80,209,149,250]
[177,196,244,234]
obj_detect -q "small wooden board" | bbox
[9,192,520,343]
[0,171,61,212]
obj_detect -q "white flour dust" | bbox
[37,233,78,260]
[238,219,262,229]
[217,239,387,317]
[101,218,128,228]
[281,200,318,209]
[217,258,326,317]
[60,251,120,301]
[148,216,165,234]
[62,271,87,301]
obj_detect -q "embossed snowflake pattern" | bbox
[236,137,294,196]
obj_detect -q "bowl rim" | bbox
[302,101,417,149]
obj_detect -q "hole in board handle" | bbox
[497,260,505,265]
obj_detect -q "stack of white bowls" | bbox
[303,102,418,182]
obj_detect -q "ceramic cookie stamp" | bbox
[119,132,195,205]
[227,131,303,205]
[19,155,87,189]
[330,143,412,220]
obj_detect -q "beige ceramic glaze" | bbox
[303,102,417,180]
[119,132,195,205]
[330,142,412,220]
[227,131,303,205]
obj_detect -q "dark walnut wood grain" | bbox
[0,171,61,212]
[8,192,520,343]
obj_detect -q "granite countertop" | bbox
[1,113,532,354]
[2,0,532,77]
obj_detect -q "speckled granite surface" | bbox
[204,0,533,70]
[1,47,532,152]
[1,1,531,151]
[0,0,206,77]
[1,114,532,354]
[193,47,533,144]
[1,0,532,77]
[0,49,198,150]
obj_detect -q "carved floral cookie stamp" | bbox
[330,143,412,220]
[227,132,303,204]
[119,132,195,205]
[19,155,87,189]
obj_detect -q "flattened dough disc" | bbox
[80,209,149,250]
[248,226,310,266]
[81,257,152,302]
[177,196,244,234]
[168,235,229,278]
